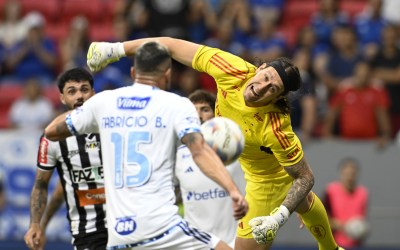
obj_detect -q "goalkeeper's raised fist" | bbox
[87,42,125,72]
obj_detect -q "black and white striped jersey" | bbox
[37,133,107,236]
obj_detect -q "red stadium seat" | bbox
[43,85,61,108]
[61,0,105,24]
[340,0,367,18]
[21,0,60,22]
[0,84,23,128]
[89,23,114,42]
[281,0,318,27]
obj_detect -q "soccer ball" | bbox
[344,218,369,240]
[201,117,245,165]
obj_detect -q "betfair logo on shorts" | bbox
[186,188,229,201]
[115,217,136,235]
[117,96,150,110]
[71,166,104,184]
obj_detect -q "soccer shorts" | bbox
[108,220,220,250]
[237,168,293,238]
[73,229,108,250]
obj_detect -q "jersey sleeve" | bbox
[37,135,59,171]
[264,112,304,166]
[192,46,256,88]
[173,97,201,141]
[68,93,100,135]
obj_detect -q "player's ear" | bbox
[130,66,136,79]
[164,67,171,80]
[256,63,267,73]
[60,94,66,105]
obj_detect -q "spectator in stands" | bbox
[187,0,218,43]
[310,0,350,49]
[245,17,287,63]
[59,15,90,71]
[173,68,201,97]
[9,78,55,130]
[323,157,369,249]
[93,66,127,93]
[248,0,284,25]
[141,0,191,39]
[293,26,329,59]
[371,24,400,137]
[4,11,57,85]
[314,25,363,98]
[382,0,400,25]
[0,0,25,49]
[204,18,246,58]
[290,49,317,144]
[218,0,252,46]
[323,61,391,149]
[354,0,388,60]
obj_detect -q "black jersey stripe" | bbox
[59,138,88,234]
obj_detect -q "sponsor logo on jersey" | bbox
[117,96,150,110]
[38,137,49,164]
[71,166,104,184]
[186,188,229,201]
[184,166,194,173]
[76,187,106,206]
[115,216,136,235]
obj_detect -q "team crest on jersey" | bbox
[85,141,100,151]
[117,96,151,110]
[115,216,137,235]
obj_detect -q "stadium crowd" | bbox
[0,0,399,144]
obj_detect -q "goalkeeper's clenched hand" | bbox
[249,205,290,244]
[86,42,126,72]
[249,216,279,244]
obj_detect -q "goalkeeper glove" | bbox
[249,205,290,244]
[87,42,126,72]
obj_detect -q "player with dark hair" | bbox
[86,37,344,250]
[43,41,247,249]
[25,68,107,250]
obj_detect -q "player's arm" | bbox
[41,181,65,230]
[282,156,315,213]
[87,37,201,72]
[25,169,53,250]
[182,132,248,220]
[45,111,72,141]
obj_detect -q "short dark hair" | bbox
[57,67,94,93]
[134,42,171,74]
[188,89,216,108]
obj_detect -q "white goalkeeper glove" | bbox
[249,205,290,244]
[87,42,126,72]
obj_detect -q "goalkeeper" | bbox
[86,37,344,250]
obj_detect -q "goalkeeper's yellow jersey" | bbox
[192,46,303,181]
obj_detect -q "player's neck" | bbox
[135,76,160,87]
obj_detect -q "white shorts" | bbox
[107,220,220,250]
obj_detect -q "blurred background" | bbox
[0,0,399,249]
